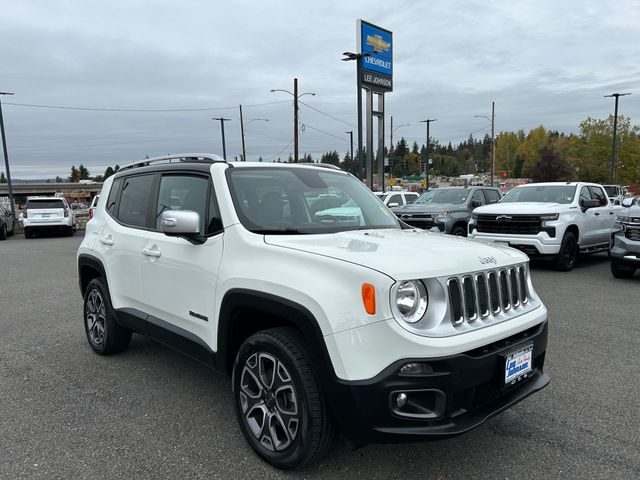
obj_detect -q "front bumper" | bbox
[469,231,560,255]
[325,321,549,445]
[610,232,640,266]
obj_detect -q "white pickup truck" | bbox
[469,182,620,270]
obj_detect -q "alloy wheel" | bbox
[85,288,106,346]
[239,352,300,452]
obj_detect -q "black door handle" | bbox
[595,212,600,216]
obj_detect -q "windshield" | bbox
[501,185,576,204]
[415,188,470,205]
[226,167,400,234]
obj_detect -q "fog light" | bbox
[396,393,408,408]
[399,362,434,375]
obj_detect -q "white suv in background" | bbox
[77,154,549,469]
[469,182,619,270]
[22,196,76,238]
[374,190,420,208]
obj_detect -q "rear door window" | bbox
[26,199,65,210]
[484,189,501,204]
[117,174,155,228]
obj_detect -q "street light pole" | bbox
[239,105,246,162]
[0,92,16,220]
[212,117,231,160]
[271,82,316,163]
[604,92,631,183]
[474,101,496,186]
[420,119,437,190]
[346,130,354,174]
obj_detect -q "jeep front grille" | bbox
[447,265,529,326]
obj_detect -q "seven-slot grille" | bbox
[447,265,529,325]
[624,222,640,241]
[476,214,542,235]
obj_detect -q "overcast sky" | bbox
[1,0,639,178]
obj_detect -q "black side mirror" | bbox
[580,199,599,211]
[471,200,481,208]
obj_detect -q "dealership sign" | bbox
[357,19,393,92]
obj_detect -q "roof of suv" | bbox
[113,153,345,178]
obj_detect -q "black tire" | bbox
[24,228,32,239]
[66,226,74,237]
[232,327,335,470]
[451,224,467,237]
[83,278,132,355]
[610,261,636,279]
[555,231,578,271]
[0,223,6,241]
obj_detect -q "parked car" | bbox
[469,182,620,270]
[22,196,76,238]
[78,154,549,469]
[89,194,100,219]
[392,186,501,236]
[603,184,626,205]
[374,190,419,207]
[0,203,15,240]
[610,202,640,278]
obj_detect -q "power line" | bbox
[266,139,294,161]
[298,100,356,128]
[302,123,349,143]
[2,99,290,113]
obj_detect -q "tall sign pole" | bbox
[293,78,299,162]
[0,92,16,220]
[491,101,495,187]
[213,117,230,160]
[420,119,437,190]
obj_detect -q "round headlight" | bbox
[395,280,428,323]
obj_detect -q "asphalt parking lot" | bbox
[1,233,639,479]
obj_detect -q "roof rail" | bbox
[311,163,343,171]
[117,153,227,173]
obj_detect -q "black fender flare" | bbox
[215,288,336,381]
[77,254,107,297]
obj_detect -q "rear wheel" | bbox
[232,328,335,470]
[83,278,132,355]
[66,226,74,237]
[555,232,578,271]
[24,228,32,239]
[610,261,636,279]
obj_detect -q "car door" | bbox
[141,173,224,348]
[589,185,613,244]
[577,186,599,246]
[97,174,156,313]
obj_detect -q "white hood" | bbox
[474,202,566,214]
[264,229,527,280]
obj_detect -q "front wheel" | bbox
[232,328,335,470]
[610,261,636,279]
[555,232,578,271]
[451,224,467,237]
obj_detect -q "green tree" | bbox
[78,164,90,180]
[103,166,115,180]
[69,166,80,182]
[531,146,571,182]
[55,176,63,183]
[517,126,550,177]
[0,171,6,183]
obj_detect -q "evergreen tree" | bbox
[103,166,115,179]
[78,164,90,180]
[69,166,80,182]
[0,171,6,183]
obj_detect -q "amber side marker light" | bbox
[362,283,376,315]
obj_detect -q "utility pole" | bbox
[0,92,16,220]
[271,80,315,164]
[420,119,437,190]
[239,105,246,161]
[491,101,495,187]
[293,78,299,162]
[346,130,354,174]
[212,117,231,160]
[604,92,631,183]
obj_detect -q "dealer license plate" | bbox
[504,344,533,384]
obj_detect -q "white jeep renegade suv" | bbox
[77,154,549,469]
